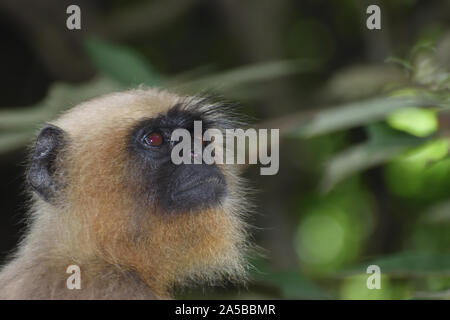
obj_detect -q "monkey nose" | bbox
[191,140,203,160]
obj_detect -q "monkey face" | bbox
[27,89,248,293]
[128,107,228,214]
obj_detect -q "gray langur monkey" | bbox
[0,88,251,299]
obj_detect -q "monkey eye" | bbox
[143,132,164,147]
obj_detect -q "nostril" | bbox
[191,142,203,159]
[191,149,203,162]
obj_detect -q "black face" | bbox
[129,104,227,213]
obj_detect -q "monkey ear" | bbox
[27,125,66,202]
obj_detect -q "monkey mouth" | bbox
[174,176,225,196]
[171,175,227,204]
[161,165,227,213]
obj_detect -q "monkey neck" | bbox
[1,230,165,299]
[0,250,162,299]
[0,206,167,299]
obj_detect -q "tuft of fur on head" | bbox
[12,88,253,298]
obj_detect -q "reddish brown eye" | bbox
[143,132,163,147]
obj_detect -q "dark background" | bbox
[0,0,449,299]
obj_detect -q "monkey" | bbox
[0,88,251,299]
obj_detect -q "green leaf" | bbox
[424,200,450,223]
[321,143,414,192]
[322,64,407,102]
[250,259,330,299]
[385,56,414,71]
[289,96,437,138]
[263,271,330,299]
[401,138,449,163]
[320,124,422,191]
[341,252,450,277]
[84,37,163,86]
[174,59,319,95]
[384,138,450,198]
[387,107,438,137]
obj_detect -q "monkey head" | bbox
[26,89,250,297]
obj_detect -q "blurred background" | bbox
[1,0,450,299]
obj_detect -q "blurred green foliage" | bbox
[1,0,449,300]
